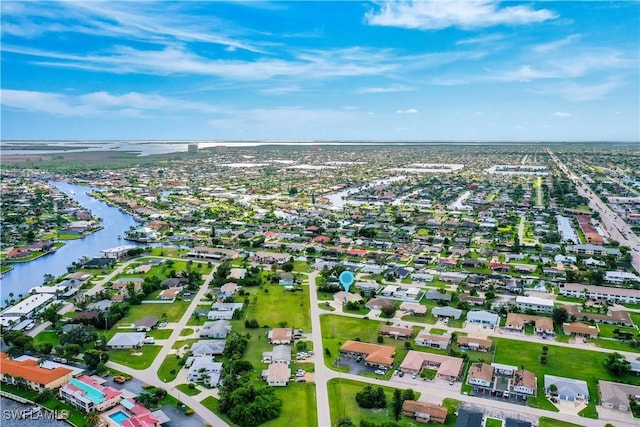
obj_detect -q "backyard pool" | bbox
[109,410,130,426]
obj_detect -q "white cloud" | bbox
[396,108,419,114]
[533,34,581,53]
[356,85,414,94]
[365,0,557,30]
[540,79,622,102]
[456,34,504,45]
[0,89,217,117]
[1,1,266,53]
[552,111,572,118]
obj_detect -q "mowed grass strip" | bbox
[244,284,311,331]
[493,337,640,411]
[262,383,317,427]
[109,345,162,369]
[327,378,425,427]
[158,354,182,382]
[115,300,191,325]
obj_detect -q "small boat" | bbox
[117,235,122,239]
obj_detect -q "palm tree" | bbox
[86,414,101,427]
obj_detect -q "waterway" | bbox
[0,181,142,303]
[0,397,70,427]
[324,176,407,208]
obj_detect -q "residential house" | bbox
[455,408,483,427]
[466,310,499,328]
[545,375,589,401]
[207,302,244,320]
[59,375,122,413]
[340,341,396,368]
[0,352,73,392]
[107,333,146,349]
[424,290,453,302]
[399,351,463,381]
[268,328,293,344]
[199,320,232,339]
[562,322,598,338]
[457,336,492,352]
[379,325,413,340]
[365,298,396,311]
[187,356,222,387]
[401,400,447,424]
[254,251,291,264]
[432,306,463,320]
[158,288,181,301]
[190,340,226,357]
[400,302,427,316]
[468,363,493,389]
[415,331,451,349]
[560,283,640,304]
[117,397,169,427]
[219,282,240,297]
[262,364,291,386]
[598,381,640,411]
[278,273,294,286]
[511,369,537,397]
[133,316,158,332]
[262,345,292,364]
[515,296,553,313]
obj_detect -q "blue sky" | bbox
[1,1,638,141]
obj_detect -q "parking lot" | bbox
[334,354,379,376]
[470,386,528,406]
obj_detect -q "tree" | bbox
[392,388,403,421]
[401,389,416,401]
[337,417,355,427]
[603,352,631,376]
[220,383,282,427]
[84,349,109,370]
[281,261,294,273]
[61,324,98,346]
[86,414,101,427]
[355,385,386,409]
[552,307,569,326]
[224,331,249,359]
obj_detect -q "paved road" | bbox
[307,271,332,427]
[548,149,640,272]
[107,264,229,427]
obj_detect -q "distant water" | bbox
[0,181,142,303]
[0,397,70,427]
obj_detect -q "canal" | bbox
[1,181,142,303]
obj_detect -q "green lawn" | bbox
[244,284,311,331]
[33,330,60,347]
[200,396,238,427]
[592,338,640,353]
[262,383,317,427]
[176,383,201,396]
[114,300,191,325]
[327,378,423,427]
[158,354,182,382]
[180,328,195,336]
[493,337,640,409]
[172,339,199,350]
[597,323,637,338]
[485,418,503,427]
[400,314,436,324]
[630,312,640,328]
[539,418,583,427]
[108,345,162,369]
[430,328,447,335]
[146,329,173,339]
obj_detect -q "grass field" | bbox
[401,314,436,324]
[115,300,191,325]
[176,383,201,396]
[145,329,173,339]
[539,417,583,427]
[328,378,426,426]
[597,323,637,338]
[109,345,162,369]
[262,383,317,427]
[243,284,311,331]
[33,330,60,347]
[493,337,640,410]
[630,312,640,328]
[485,418,502,427]
[158,354,182,382]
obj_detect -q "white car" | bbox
[374,369,386,375]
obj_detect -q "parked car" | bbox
[374,369,386,375]
[114,375,127,384]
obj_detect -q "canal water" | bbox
[0,181,142,303]
[0,397,70,427]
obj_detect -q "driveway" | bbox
[160,404,206,427]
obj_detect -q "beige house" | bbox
[0,352,73,392]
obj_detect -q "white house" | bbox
[515,296,553,313]
[466,310,499,327]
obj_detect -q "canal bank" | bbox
[0,181,142,303]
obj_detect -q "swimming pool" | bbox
[109,410,130,426]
